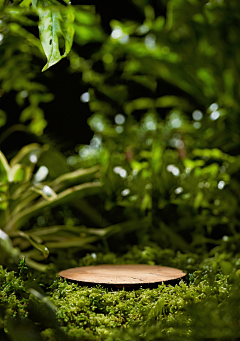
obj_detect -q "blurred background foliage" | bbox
[0,0,240,270]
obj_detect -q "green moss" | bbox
[1,247,240,340]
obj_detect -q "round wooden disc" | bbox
[59,264,185,287]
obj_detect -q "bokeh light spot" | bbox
[80,92,90,103]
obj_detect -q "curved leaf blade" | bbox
[36,5,75,71]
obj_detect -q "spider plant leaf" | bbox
[0,151,10,184]
[15,231,49,258]
[31,184,57,201]
[0,229,20,263]
[9,164,30,182]
[5,181,102,232]
[102,217,151,238]
[10,143,43,166]
[49,165,100,192]
[10,182,32,200]
[24,257,48,272]
[24,225,104,238]
[45,235,98,249]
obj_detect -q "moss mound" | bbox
[1,245,240,340]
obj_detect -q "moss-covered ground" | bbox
[1,244,240,341]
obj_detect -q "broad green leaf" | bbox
[35,5,75,71]
[0,151,10,184]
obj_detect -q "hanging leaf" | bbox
[33,2,75,71]
[16,231,49,258]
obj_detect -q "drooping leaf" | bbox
[15,230,49,258]
[5,181,102,232]
[10,143,43,167]
[34,3,75,71]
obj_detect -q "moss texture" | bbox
[1,245,240,341]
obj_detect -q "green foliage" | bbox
[68,0,240,253]
[0,143,103,270]
[1,0,240,339]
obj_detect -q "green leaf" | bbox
[49,165,100,191]
[15,230,49,258]
[9,164,30,182]
[45,236,98,249]
[194,191,203,209]
[35,5,75,71]
[0,151,10,184]
[31,184,58,201]
[5,181,102,232]
[10,143,43,166]
[0,229,20,263]
[156,95,190,110]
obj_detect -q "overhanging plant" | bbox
[0,143,104,271]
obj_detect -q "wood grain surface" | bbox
[59,264,185,286]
